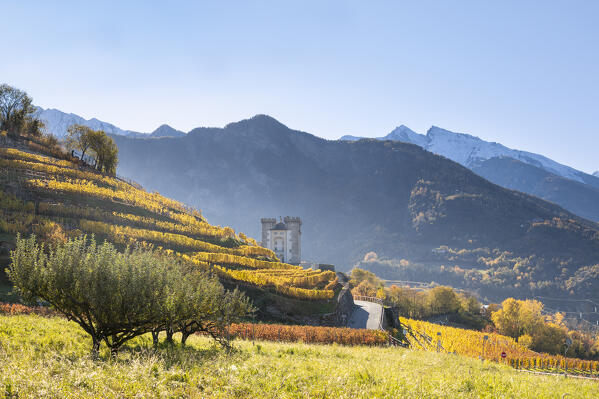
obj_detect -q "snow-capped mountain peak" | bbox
[384,125,428,147]
[340,124,596,185]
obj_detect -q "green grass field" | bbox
[0,315,597,398]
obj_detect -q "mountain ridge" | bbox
[33,107,186,139]
[35,106,595,187]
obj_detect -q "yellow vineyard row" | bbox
[0,158,110,185]
[192,252,298,270]
[191,253,336,286]
[37,202,237,241]
[28,178,194,217]
[180,255,336,299]
[213,266,335,300]
[0,147,77,169]
[112,212,238,241]
[252,269,328,276]
[79,219,274,258]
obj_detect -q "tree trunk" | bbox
[110,346,119,359]
[181,331,190,347]
[91,337,100,360]
[151,330,160,348]
[166,326,174,344]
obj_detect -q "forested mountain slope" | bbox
[112,115,599,301]
[471,156,599,222]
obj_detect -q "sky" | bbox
[1,1,598,173]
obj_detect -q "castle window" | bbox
[274,238,284,251]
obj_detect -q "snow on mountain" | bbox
[594,171,599,177]
[340,125,593,184]
[33,107,138,138]
[385,125,428,148]
[423,126,591,183]
[33,107,186,139]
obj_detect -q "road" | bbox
[348,300,383,330]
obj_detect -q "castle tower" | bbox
[283,216,301,264]
[260,218,276,247]
[260,217,301,264]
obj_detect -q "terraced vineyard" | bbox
[401,317,599,376]
[0,143,337,301]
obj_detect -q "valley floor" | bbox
[1,315,597,398]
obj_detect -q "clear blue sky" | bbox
[2,1,598,173]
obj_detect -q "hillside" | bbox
[111,115,599,303]
[1,314,597,398]
[0,135,338,320]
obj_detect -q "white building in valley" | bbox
[260,217,301,264]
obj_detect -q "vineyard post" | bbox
[482,335,489,362]
[436,332,442,353]
[226,314,230,344]
[563,337,572,375]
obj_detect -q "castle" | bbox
[261,217,301,264]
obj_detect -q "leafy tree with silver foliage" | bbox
[8,234,252,357]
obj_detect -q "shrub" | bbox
[227,323,388,346]
[0,302,57,316]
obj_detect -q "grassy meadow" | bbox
[1,315,597,398]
